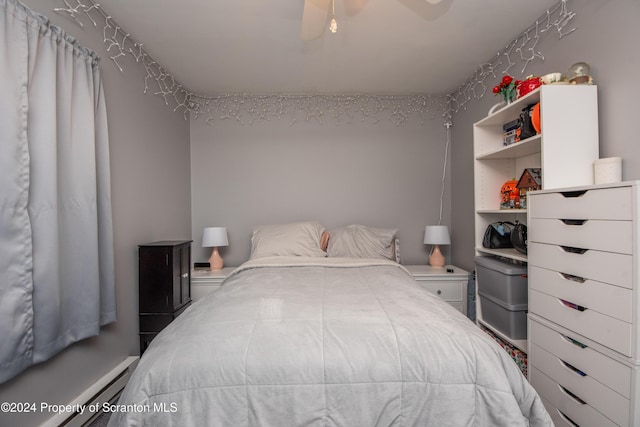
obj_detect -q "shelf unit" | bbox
[473,84,599,352]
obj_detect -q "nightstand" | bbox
[191,267,235,301]
[404,265,469,315]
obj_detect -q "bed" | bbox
[109,222,551,426]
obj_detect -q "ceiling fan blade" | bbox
[300,0,331,41]
[396,0,452,21]
[344,0,368,16]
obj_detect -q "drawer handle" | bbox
[560,246,588,254]
[559,385,587,405]
[560,299,587,312]
[560,190,587,198]
[560,272,586,283]
[562,334,588,349]
[561,360,587,377]
[437,290,442,295]
[556,409,581,427]
[560,219,587,226]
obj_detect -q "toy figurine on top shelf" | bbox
[568,62,594,85]
[500,179,520,209]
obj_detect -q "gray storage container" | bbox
[475,256,528,307]
[478,293,528,339]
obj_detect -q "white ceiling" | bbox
[99,0,559,96]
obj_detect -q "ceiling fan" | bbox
[300,0,445,40]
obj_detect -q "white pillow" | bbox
[250,221,327,260]
[327,224,398,260]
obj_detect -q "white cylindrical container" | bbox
[594,157,622,184]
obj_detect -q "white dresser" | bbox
[528,182,640,427]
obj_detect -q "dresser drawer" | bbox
[529,186,632,220]
[529,242,632,289]
[530,290,631,356]
[139,302,190,332]
[191,282,223,301]
[530,345,629,426]
[529,266,632,323]
[448,301,464,313]
[529,318,632,398]
[414,279,464,301]
[531,368,619,427]
[529,218,632,254]
[540,396,606,427]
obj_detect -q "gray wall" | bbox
[2,0,636,424]
[190,114,451,266]
[450,0,640,271]
[0,1,192,426]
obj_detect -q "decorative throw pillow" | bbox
[320,230,330,252]
[250,221,327,260]
[327,224,398,260]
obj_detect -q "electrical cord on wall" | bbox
[437,121,452,226]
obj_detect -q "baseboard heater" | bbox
[40,356,139,427]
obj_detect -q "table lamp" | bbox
[424,225,450,267]
[202,227,229,270]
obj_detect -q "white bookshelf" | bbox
[473,85,599,351]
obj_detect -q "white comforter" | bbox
[109,257,551,426]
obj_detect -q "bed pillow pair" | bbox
[327,224,398,261]
[250,220,327,260]
[249,221,398,262]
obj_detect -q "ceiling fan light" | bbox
[329,17,337,33]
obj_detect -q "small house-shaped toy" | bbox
[516,168,542,209]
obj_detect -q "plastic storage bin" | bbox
[475,256,528,306]
[475,256,528,339]
[478,293,528,339]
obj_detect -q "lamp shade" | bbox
[202,227,229,247]
[424,225,450,245]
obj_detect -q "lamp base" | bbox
[428,245,445,267]
[209,247,224,270]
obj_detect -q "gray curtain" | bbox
[0,0,115,383]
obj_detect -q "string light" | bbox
[191,93,446,127]
[54,0,576,127]
[329,0,337,33]
[445,0,576,120]
[53,0,99,27]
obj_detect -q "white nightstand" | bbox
[190,267,235,301]
[404,265,469,315]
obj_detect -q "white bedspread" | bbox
[109,257,551,426]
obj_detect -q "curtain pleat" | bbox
[0,0,35,382]
[0,0,115,383]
